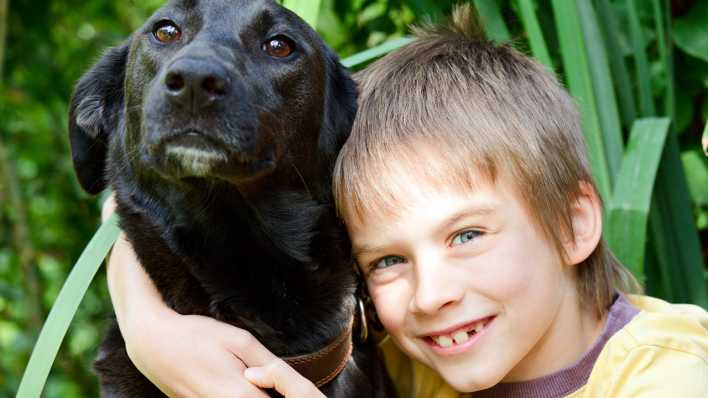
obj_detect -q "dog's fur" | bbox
[68,0,394,396]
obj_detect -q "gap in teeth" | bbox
[432,323,484,347]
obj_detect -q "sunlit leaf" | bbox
[551,0,613,201]
[341,37,414,69]
[517,0,552,70]
[607,118,670,278]
[283,0,323,28]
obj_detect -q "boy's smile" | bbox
[349,179,604,392]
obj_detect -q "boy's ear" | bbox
[563,181,603,265]
[68,41,130,194]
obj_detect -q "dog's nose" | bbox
[164,59,229,110]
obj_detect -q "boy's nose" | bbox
[409,257,464,315]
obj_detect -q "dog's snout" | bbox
[164,59,229,110]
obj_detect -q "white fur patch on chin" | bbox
[166,146,227,176]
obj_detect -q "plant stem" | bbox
[0,0,7,85]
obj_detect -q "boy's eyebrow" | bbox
[352,204,497,258]
[433,204,497,237]
[352,243,385,259]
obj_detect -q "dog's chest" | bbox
[116,187,354,353]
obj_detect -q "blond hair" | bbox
[333,5,640,317]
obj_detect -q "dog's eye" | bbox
[153,20,182,43]
[262,36,295,58]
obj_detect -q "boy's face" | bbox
[348,180,585,391]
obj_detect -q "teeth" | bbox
[431,320,488,348]
[453,331,469,344]
[435,335,453,348]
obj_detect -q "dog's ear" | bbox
[68,41,130,194]
[318,50,358,163]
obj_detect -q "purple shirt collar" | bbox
[473,294,639,398]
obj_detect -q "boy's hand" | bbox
[125,310,271,398]
[242,342,326,398]
[126,310,324,398]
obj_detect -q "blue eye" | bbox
[373,255,406,270]
[451,230,482,246]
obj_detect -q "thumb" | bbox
[244,363,325,398]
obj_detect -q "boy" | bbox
[107,5,708,397]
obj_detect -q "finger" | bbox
[224,327,323,396]
[244,363,324,398]
[224,329,282,367]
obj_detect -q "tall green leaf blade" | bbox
[593,0,637,126]
[652,0,675,122]
[577,0,624,181]
[631,0,708,307]
[16,215,121,398]
[626,0,656,116]
[648,133,708,308]
[517,0,553,70]
[474,0,511,43]
[551,0,613,202]
[341,37,414,69]
[282,0,322,28]
[607,118,670,278]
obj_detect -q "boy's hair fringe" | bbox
[335,4,641,317]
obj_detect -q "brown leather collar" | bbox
[283,319,354,387]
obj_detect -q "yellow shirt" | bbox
[379,295,708,397]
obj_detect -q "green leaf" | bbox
[626,0,656,116]
[607,118,670,278]
[341,37,414,69]
[673,1,708,63]
[474,0,511,43]
[406,0,444,18]
[517,0,553,70]
[647,133,708,307]
[551,0,613,202]
[652,0,675,122]
[357,2,387,26]
[681,149,708,205]
[282,0,323,28]
[594,0,637,126]
[16,214,120,398]
[674,89,694,134]
[577,0,624,181]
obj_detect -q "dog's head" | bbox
[69,0,356,196]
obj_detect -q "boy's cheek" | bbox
[370,281,410,331]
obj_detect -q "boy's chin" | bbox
[434,359,506,393]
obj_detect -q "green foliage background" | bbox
[1,0,707,396]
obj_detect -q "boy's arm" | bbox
[103,196,323,398]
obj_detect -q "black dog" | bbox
[68,0,395,396]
